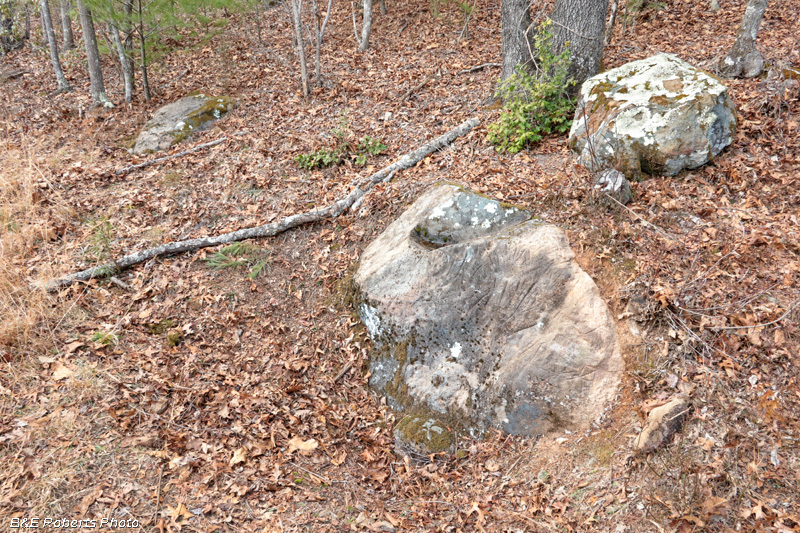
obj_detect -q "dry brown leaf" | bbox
[230,447,247,466]
[52,362,75,381]
[287,436,318,456]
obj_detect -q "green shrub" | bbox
[487,20,576,154]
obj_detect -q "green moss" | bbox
[166,329,183,347]
[395,414,454,454]
[170,94,236,144]
[148,318,176,335]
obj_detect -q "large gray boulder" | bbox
[355,184,623,437]
[568,53,736,178]
[133,92,235,155]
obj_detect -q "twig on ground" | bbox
[459,63,500,75]
[46,118,479,290]
[115,137,227,175]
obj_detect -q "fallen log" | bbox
[115,137,227,175]
[45,118,480,291]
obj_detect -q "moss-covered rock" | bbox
[133,93,236,155]
[569,53,736,178]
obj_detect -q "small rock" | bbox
[709,0,720,12]
[594,168,632,206]
[634,397,689,453]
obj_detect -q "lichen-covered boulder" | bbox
[568,53,736,178]
[133,92,235,155]
[355,184,623,438]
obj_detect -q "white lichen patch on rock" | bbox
[569,53,736,178]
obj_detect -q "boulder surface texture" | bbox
[355,184,623,437]
[133,93,235,154]
[568,53,736,178]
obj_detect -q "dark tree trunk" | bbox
[77,0,112,106]
[41,0,71,91]
[60,0,74,49]
[500,0,532,83]
[548,0,609,89]
[719,0,767,78]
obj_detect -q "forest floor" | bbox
[1,0,800,530]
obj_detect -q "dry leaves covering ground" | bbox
[1,0,799,530]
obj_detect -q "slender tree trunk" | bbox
[24,5,30,39]
[137,0,151,101]
[358,0,371,51]
[77,0,113,106]
[312,0,332,85]
[605,0,618,46]
[110,22,133,101]
[719,0,767,78]
[291,0,309,96]
[123,0,133,50]
[548,0,609,89]
[40,7,49,46]
[500,0,532,82]
[41,0,71,91]
[380,0,386,15]
[59,0,74,49]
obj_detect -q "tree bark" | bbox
[109,22,133,101]
[312,0,333,85]
[41,0,71,92]
[291,0,309,96]
[77,0,113,106]
[137,0,151,101]
[500,0,532,82]
[353,0,371,51]
[719,0,767,78]
[59,0,74,49]
[380,0,386,15]
[47,118,480,290]
[548,0,609,89]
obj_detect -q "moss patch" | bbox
[395,413,455,455]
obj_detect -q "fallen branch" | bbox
[115,137,227,176]
[46,118,480,291]
[401,71,440,100]
[459,62,500,75]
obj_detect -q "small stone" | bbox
[634,397,689,453]
[594,169,632,206]
[709,0,720,12]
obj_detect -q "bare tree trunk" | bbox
[380,0,386,15]
[500,0,532,83]
[60,0,74,49]
[110,22,133,101]
[358,0,371,51]
[605,0,618,46]
[291,0,309,96]
[40,7,49,46]
[41,0,71,92]
[719,0,767,78]
[548,0,609,89]
[77,0,113,107]
[312,0,333,85]
[137,0,151,101]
